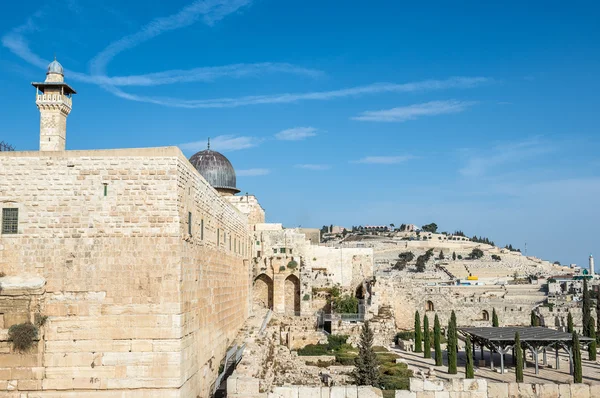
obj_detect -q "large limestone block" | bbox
[410,378,424,392]
[487,382,508,398]
[516,383,536,398]
[321,387,330,398]
[330,386,346,398]
[357,386,383,397]
[590,384,600,398]
[463,379,486,392]
[298,387,321,398]
[272,386,299,398]
[395,391,416,398]
[538,383,559,398]
[570,384,590,398]
[433,392,449,398]
[507,383,519,398]
[424,380,444,391]
[345,386,358,398]
[227,376,238,394]
[558,383,571,398]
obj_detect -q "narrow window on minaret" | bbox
[188,212,192,236]
[103,184,108,197]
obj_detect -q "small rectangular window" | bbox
[201,219,204,240]
[280,248,286,254]
[1,208,18,234]
[188,212,192,236]
[217,228,220,246]
[229,235,232,251]
[273,248,277,254]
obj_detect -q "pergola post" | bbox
[480,344,484,361]
[555,346,560,370]
[543,347,547,366]
[512,347,515,366]
[567,347,573,375]
[533,348,539,375]
[500,351,504,374]
[490,348,494,371]
[472,341,476,360]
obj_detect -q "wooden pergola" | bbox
[459,327,592,375]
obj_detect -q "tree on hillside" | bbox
[422,223,438,233]
[447,311,458,374]
[465,335,474,378]
[469,248,484,260]
[423,314,431,359]
[568,312,574,334]
[515,332,524,382]
[492,308,499,327]
[434,314,442,366]
[530,311,540,327]
[438,250,445,260]
[452,252,457,261]
[583,278,591,337]
[414,311,422,353]
[353,321,380,386]
[589,317,597,361]
[573,332,583,383]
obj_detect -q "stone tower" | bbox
[590,254,595,276]
[32,58,77,151]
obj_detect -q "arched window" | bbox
[254,274,274,309]
[482,310,490,321]
[426,301,434,312]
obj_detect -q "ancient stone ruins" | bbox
[1,61,598,397]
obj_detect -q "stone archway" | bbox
[426,300,434,312]
[254,274,274,310]
[356,284,365,299]
[284,274,301,316]
[482,310,490,321]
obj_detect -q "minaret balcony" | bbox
[36,94,72,108]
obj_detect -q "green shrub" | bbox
[327,334,348,351]
[332,295,358,313]
[335,352,357,365]
[297,344,329,356]
[303,294,310,301]
[279,266,286,271]
[287,260,298,269]
[8,322,38,352]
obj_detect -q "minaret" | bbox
[590,254,595,277]
[32,58,77,151]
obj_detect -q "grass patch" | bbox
[376,350,412,391]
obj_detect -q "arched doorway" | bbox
[356,284,365,299]
[482,310,490,321]
[254,274,273,310]
[284,274,301,316]
[426,301,434,312]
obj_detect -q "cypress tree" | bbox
[447,310,458,374]
[583,278,591,336]
[423,314,431,359]
[588,317,597,361]
[492,308,499,327]
[434,314,442,366]
[452,251,457,261]
[567,312,574,334]
[352,321,380,386]
[465,335,474,378]
[530,310,539,327]
[515,332,524,382]
[573,332,582,383]
[414,311,422,353]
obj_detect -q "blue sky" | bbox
[1,0,599,267]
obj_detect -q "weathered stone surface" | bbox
[424,380,444,391]
[410,378,424,392]
[357,386,383,397]
[538,383,559,398]
[330,386,346,398]
[298,387,321,398]
[395,391,416,398]
[570,384,590,398]
[487,382,508,398]
[463,379,486,392]
[558,383,571,398]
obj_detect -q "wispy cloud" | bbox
[459,137,554,177]
[295,164,331,170]
[275,127,318,141]
[353,155,416,165]
[178,134,261,152]
[352,100,477,122]
[237,168,270,176]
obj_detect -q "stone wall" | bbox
[0,147,251,397]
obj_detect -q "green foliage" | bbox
[471,236,495,246]
[452,252,457,261]
[465,335,474,378]
[327,335,349,351]
[423,315,431,359]
[583,278,591,337]
[588,317,597,361]
[573,332,583,383]
[298,335,352,357]
[457,255,463,260]
[297,344,329,356]
[438,250,445,260]
[469,248,484,259]
[415,249,435,273]
[34,313,48,327]
[567,312,574,334]
[421,223,438,233]
[434,314,443,366]
[492,308,499,327]
[287,260,298,269]
[447,311,458,374]
[531,311,540,327]
[414,311,422,353]
[548,278,557,283]
[330,285,341,298]
[394,252,415,270]
[395,331,414,343]
[353,322,380,386]
[515,333,524,382]
[279,266,286,271]
[378,354,412,392]
[491,254,501,261]
[8,322,38,352]
[332,294,359,313]
[303,294,310,301]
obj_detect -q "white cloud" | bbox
[352,100,477,122]
[353,155,415,165]
[237,168,270,176]
[275,127,317,141]
[295,164,330,170]
[459,137,554,177]
[178,134,261,152]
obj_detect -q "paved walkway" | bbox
[393,347,600,385]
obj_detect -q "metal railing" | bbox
[259,309,272,336]
[212,343,246,396]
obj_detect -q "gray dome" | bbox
[47,59,64,75]
[189,147,239,194]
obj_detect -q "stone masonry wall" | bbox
[0,147,251,397]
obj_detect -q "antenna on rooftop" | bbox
[0,141,15,152]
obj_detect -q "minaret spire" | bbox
[207,137,210,150]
